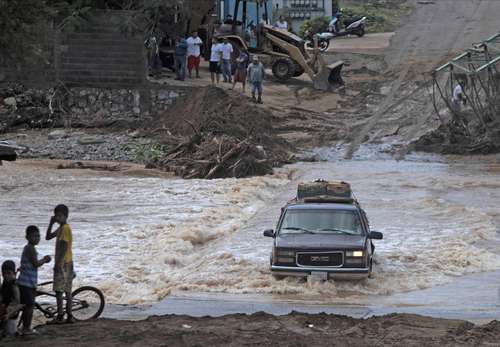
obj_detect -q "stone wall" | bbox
[1,83,187,132]
[63,86,185,127]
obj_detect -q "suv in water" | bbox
[263,181,383,280]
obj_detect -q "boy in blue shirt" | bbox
[17,225,51,334]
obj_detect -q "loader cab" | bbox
[216,0,273,49]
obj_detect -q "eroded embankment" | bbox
[4,312,500,347]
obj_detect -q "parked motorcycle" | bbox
[304,30,332,52]
[329,15,367,38]
[305,13,367,52]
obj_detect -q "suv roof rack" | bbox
[302,196,355,204]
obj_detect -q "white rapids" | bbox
[2,155,500,304]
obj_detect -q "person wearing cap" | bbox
[247,55,265,103]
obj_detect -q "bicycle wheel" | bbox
[71,286,105,321]
[35,292,58,319]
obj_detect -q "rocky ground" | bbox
[3,312,500,347]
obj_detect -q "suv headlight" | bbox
[275,249,295,264]
[346,250,364,257]
[345,250,365,265]
[277,250,295,257]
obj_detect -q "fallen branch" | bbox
[57,162,123,171]
[205,140,248,179]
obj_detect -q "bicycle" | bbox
[34,281,105,321]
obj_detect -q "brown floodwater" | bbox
[1,153,500,305]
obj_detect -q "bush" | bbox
[299,16,331,38]
[340,1,413,33]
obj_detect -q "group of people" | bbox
[173,32,265,103]
[1,204,74,338]
[208,37,264,103]
[173,30,204,81]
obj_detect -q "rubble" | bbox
[413,121,500,154]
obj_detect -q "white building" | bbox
[273,0,333,32]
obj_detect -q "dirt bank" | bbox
[145,87,292,178]
[4,312,500,346]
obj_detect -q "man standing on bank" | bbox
[247,55,265,104]
[220,38,234,83]
[174,36,188,81]
[186,31,203,79]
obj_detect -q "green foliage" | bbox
[340,0,413,33]
[123,142,165,164]
[332,0,340,13]
[0,0,50,64]
[299,16,331,38]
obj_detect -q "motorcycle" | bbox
[304,29,332,52]
[328,15,367,38]
[305,14,367,52]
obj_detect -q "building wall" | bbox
[274,0,333,32]
[1,10,145,89]
[59,11,145,88]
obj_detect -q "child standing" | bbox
[1,260,21,337]
[45,204,74,324]
[232,51,249,92]
[17,225,51,334]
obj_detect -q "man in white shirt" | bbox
[209,38,223,84]
[220,38,234,83]
[275,16,288,31]
[451,81,466,112]
[186,31,203,78]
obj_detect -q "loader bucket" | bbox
[313,61,344,91]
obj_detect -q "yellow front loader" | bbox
[212,0,344,91]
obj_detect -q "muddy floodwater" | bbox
[2,154,500,305]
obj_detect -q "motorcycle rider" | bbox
[329,10,342,33]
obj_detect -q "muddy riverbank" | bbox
[4,312,500,347]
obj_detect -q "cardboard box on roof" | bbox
[297,180,352,199]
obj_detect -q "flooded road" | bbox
[2,154,500,306]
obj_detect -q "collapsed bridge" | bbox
[432,32,500,137]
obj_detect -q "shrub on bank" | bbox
[299,16,331,38]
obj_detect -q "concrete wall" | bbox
[58,11,145,88]
[0,11,145,89]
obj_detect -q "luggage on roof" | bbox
[297,180,352,200]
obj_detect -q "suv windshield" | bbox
[280,209,362,235]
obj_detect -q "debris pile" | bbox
[413,120,500,154]
[146,87,291,179]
